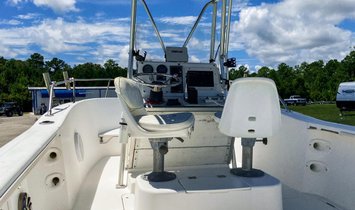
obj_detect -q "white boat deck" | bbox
[282,185,341,210]
[74,156,343,210]
[73,156,129,210]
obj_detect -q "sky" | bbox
[0,0,354,72]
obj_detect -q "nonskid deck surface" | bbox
[282,185,342,210]
[73,156,129,210]
[75,156,343,210]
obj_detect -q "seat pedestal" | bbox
[231,138,264,177]
[147,138,176,182]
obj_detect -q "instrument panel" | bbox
[136,61,224,106]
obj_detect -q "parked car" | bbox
[284,95,307,106]
[0,102,23,117]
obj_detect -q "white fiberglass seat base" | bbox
[134,166,281,210]
[73,157,339,210]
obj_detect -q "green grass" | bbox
[288,104,355,126]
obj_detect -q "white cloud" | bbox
[232,0,250,13]
[136,41,162,50]
[39,18,129,50]
[76,0,130,6]
[159,16,197,25]
[160,32,179,39]
[235,0,355,66]
[33,0,78,13]
[190,55,201,63]
[160,29,190,43]
[0,19,22,25]
[254,65,263,73]
[228,21,245,51]
[17,13,40,20]
[0,27,32,57]
[117,45,130,67]
[90,44,128,66]
[6,0,28,5]
[236,64,250,71]
[0,17,131,65]
[7,0,77,13]
[187,37,210,51]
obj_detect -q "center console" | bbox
[136,61,225,107]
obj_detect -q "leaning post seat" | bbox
[219,77,281,177]
[114,77,194,182]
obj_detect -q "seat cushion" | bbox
[136,112,194,132]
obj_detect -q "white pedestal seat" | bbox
[114,77,195,182]
[219,77,281,177]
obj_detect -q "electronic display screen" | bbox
[186,71,214,87]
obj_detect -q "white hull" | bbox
[1,98,354,210]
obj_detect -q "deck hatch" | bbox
[179,176,250,193]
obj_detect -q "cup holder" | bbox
[306,161,328,173]
[45,173,65,189]
[309,139,331,153]
[46,148,61,164]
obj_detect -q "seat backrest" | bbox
[114,77,147,117]
[115,77,193,139]
[219,77,281,138]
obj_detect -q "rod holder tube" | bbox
[63,71,71,90]
[128,0,137,78]
[141,0,166,54]
[210,1,218,62]
[117,143,127,187]
[117,116,129,187]
[42,73,54,97]
[183,0,214,48]
[219,0,228,80]
[47,82,55,116]
[220,0,227,57]
[72,78,76,103]
[104,79,112,98]
[224,0,233,57]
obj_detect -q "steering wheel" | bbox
[132,73,181,90]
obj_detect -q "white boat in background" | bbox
[1,0,355,210]
[336,81,355,114]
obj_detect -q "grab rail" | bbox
[279,97,290,112]
[43,73,113,116]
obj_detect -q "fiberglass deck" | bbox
[73,156,343,210]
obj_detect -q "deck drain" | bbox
[52,177,60,186]
[49,152,57,160]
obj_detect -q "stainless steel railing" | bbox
[279,96,291,112]
[43,73,114,116]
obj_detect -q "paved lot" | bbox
[0,113,38,147]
